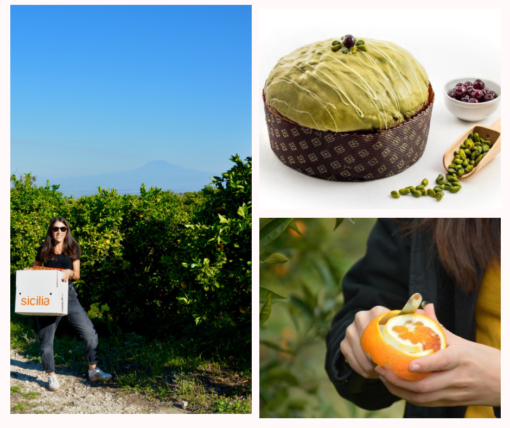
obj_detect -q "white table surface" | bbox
[257,8,501,210]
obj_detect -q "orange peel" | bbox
[360,310,447,381]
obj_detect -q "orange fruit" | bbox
[288,220,306,238]
[360,310,447,381]
[272,263,290,277]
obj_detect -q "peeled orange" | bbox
[360,310,447,381]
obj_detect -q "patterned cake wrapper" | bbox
[264,86,435,182]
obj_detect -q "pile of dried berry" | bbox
[447,80,498,103]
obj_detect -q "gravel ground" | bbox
[10,350,189,414]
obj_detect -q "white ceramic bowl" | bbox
[443,78,501,122]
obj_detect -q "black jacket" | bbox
[325,219,501,418]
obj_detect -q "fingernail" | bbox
[409,363,420,372]
[375,366,385,376]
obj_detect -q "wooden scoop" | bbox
[443,118,501,179]
[378,293,423,325]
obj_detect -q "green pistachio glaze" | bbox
[264,38,429,132]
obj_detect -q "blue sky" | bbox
[11,5,252,181]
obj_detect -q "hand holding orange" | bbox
[376,304,501,408]
[340,306,391,380]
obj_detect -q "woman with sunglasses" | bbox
[28,216,111,391]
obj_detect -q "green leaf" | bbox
[260,218,293,246]
[260,294,271,326]
[314,258,335,290]
[263,368,299,386]
[218,214,228,223]
[290,295,314,320]
[260,287,286,302]
[287,220,302,236]
[287,399,309,410]
[260,340,295,354]
[334,218,344,230]
[260,252,289,265]
[300,281,317,309]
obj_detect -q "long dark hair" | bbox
[401,219,500,293]
[40,217,79,263]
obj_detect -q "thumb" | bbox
[423,302,439,322]
[423,303,461,346]
[409,346,460,373]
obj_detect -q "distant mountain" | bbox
[48,161,217,197]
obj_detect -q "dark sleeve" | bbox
[325,219,412,410]
[494,407,500,418]
[75,244,81,261]
[35,245,43,263]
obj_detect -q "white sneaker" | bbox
[48,374,60,391]
[88,367,112,382]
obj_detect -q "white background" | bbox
[258,8,501,210]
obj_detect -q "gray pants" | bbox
[36,284,99,373]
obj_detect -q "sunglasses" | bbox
[52,227,68,232]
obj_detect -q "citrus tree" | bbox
[10,155,252,361]
[167,155,252,358]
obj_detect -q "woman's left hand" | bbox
[61,269,73,282]
[376,304,501,407]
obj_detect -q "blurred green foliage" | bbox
[259,218,405,418]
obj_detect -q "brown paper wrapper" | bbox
[264,85,435,182]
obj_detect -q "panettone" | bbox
[263,36,434,181]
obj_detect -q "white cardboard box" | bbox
[15,270,68,316]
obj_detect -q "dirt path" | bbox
[10,350,189,414]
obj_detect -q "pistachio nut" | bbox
[475,154,485,166]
